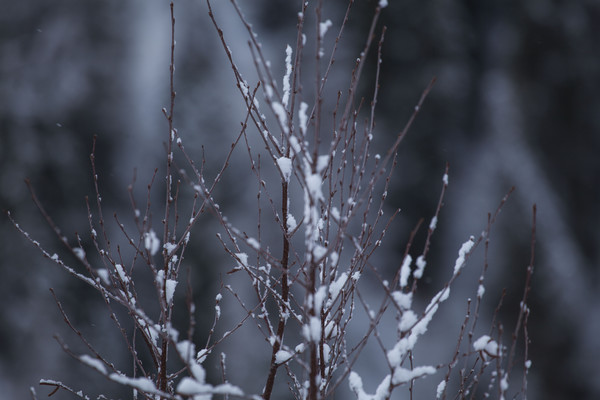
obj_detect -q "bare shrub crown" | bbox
[10,1,535,399]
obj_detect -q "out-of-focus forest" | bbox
[1,1,598,399]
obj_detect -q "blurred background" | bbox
[1,0,598,398]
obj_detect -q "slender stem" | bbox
[262,181,291,400]
[158,2,176,395]
[308,258,318,400]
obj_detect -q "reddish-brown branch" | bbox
[263,181,291,400]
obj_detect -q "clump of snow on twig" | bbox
[473,335,500,358]
[109,373,159,395]
[276,157,292,182]
[399,255,412,288]
[79,355,106,375]
[144,229,160,256]
[73,247,85,260]
[319,20,333,39]
[453,236,475,275]
[282,45,293,107]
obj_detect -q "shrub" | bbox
[10,1,535,399]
